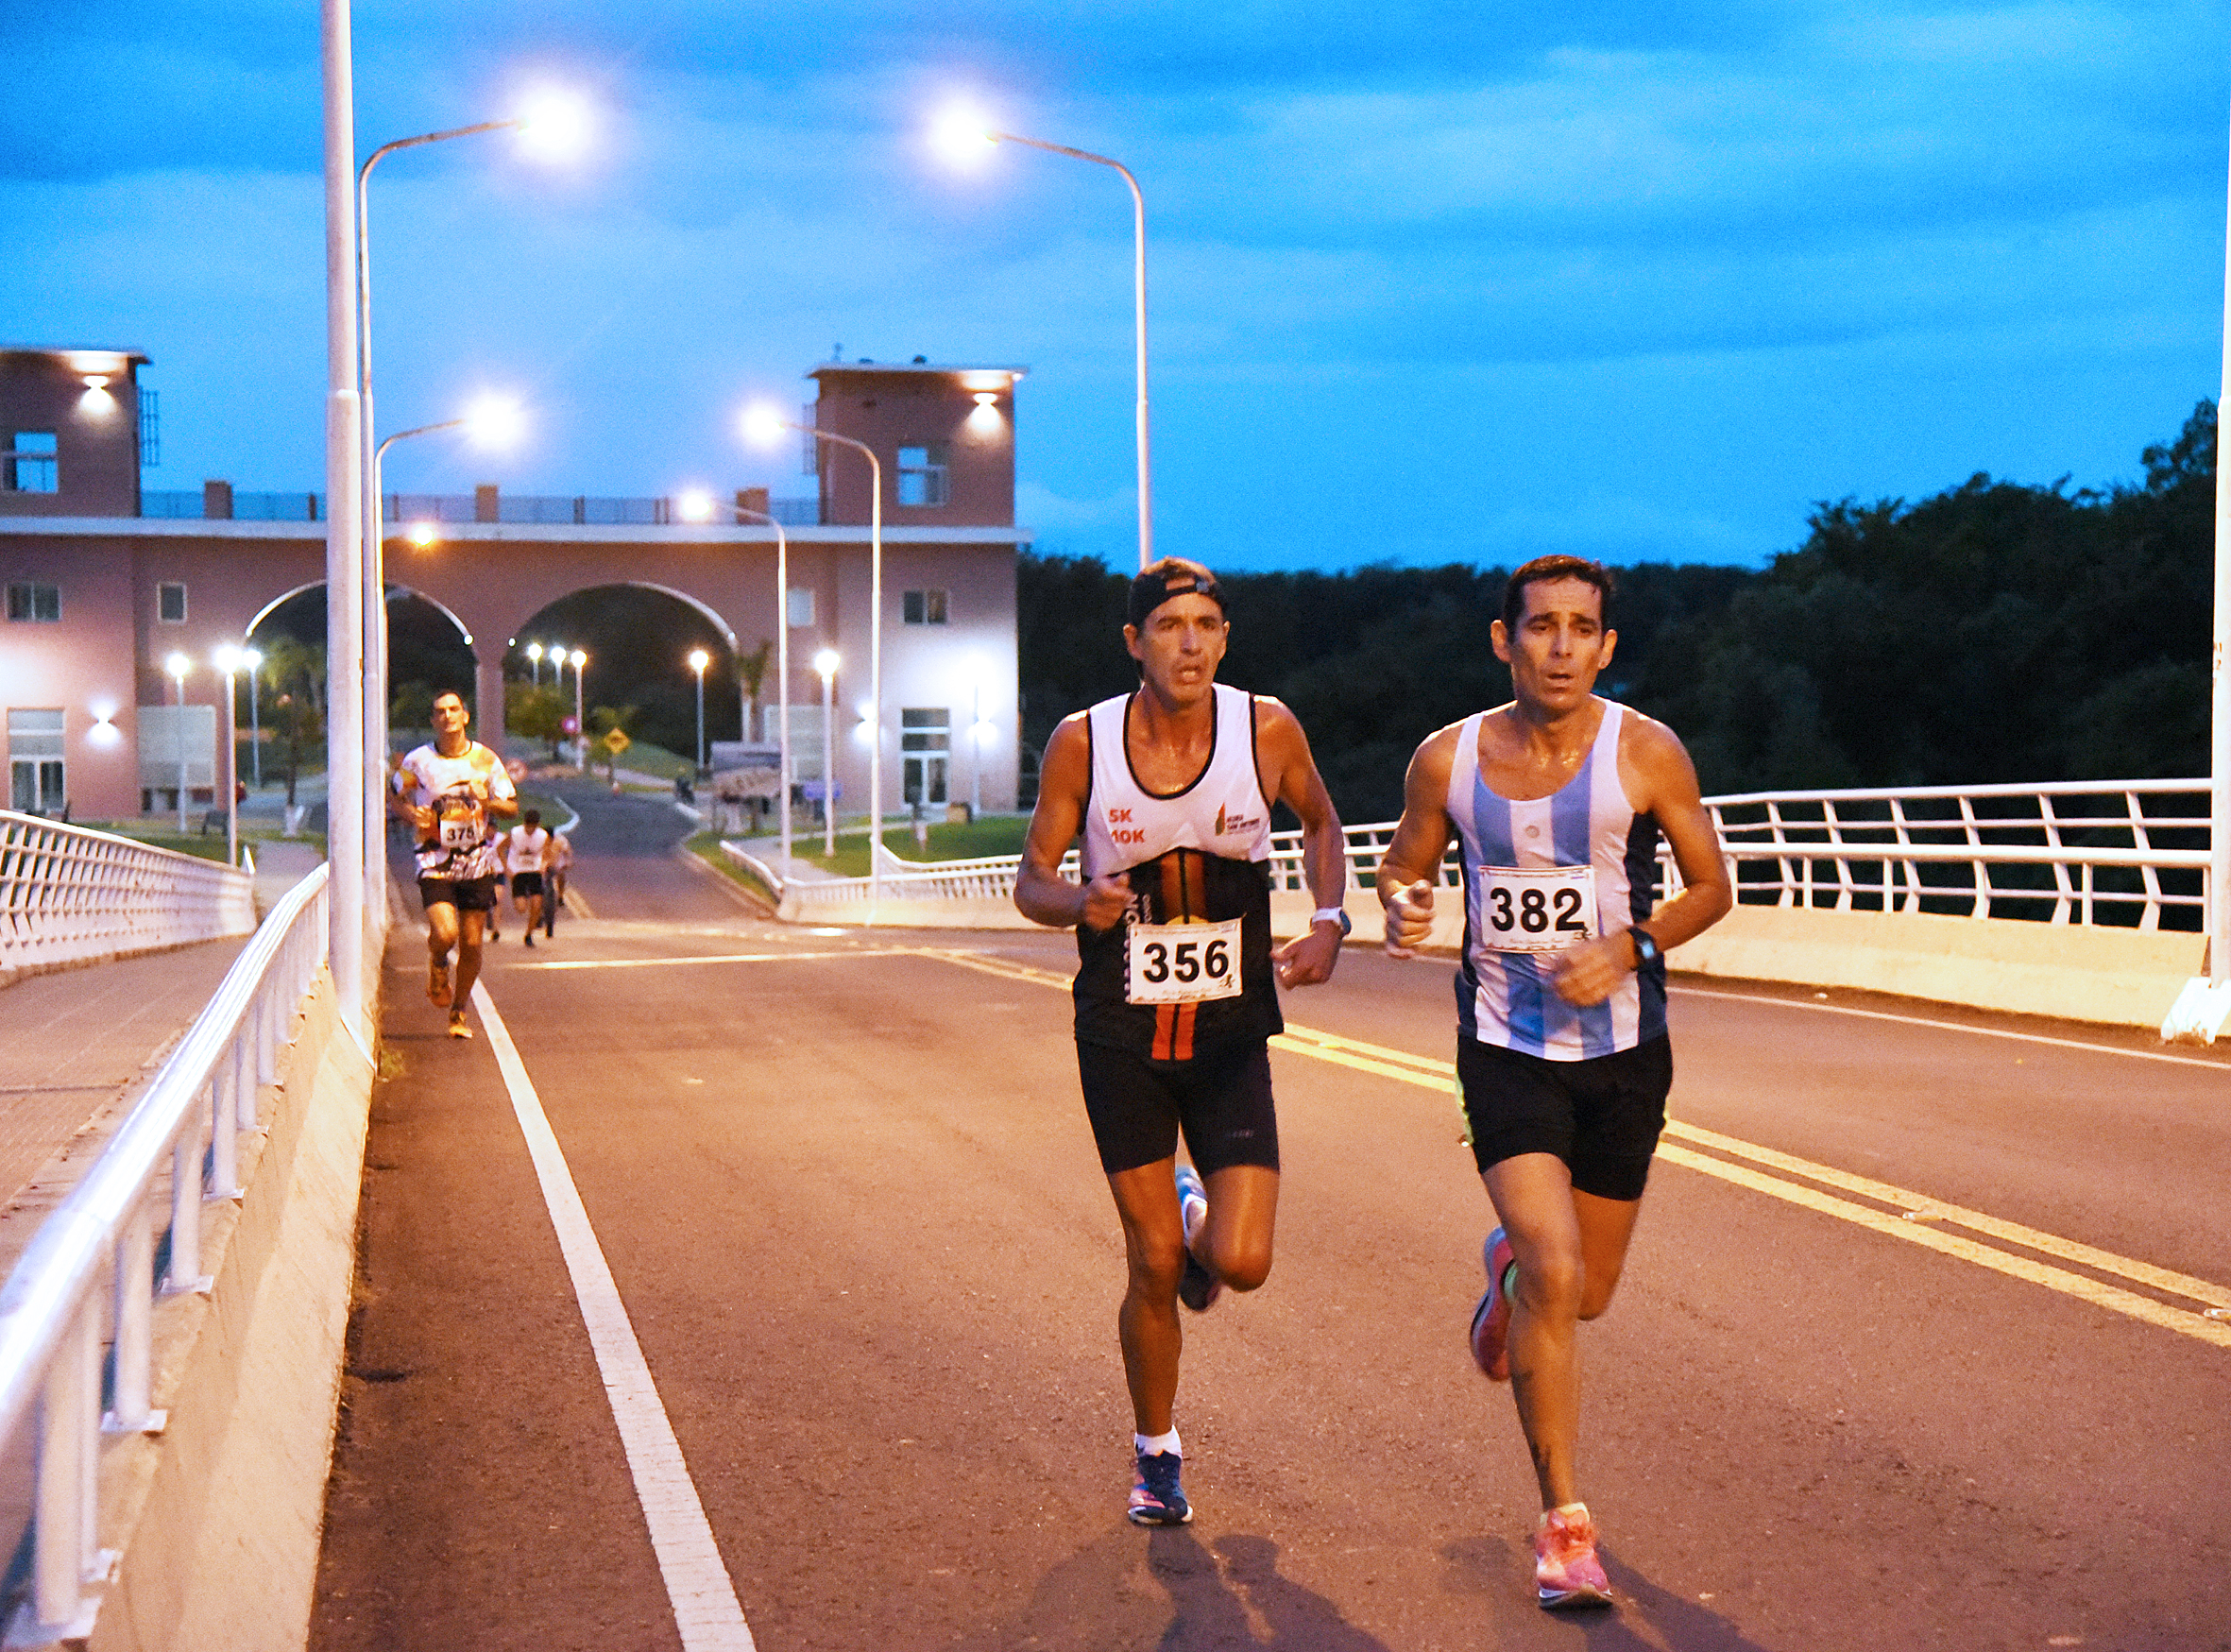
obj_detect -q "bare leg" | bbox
[426,903,459,1004]
[1194,1164,1279,1292]
[1481,1154,1643,1509]
[1107,1158,1186,1436]
[452,908,488,1006]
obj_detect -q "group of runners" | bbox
[388,690,573,1039]
[1017,554,1732,1610]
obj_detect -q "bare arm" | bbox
[1013,715,1130,931]
[1375,725,1460,958]
[1255,697,1345,987]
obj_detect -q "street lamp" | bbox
[813,648,840,859]
[970,674,990,821]
[243,645,264,787]
[527,640,544,687]
[734,501,794,869]
[164,652,191,833]
[212,645,247,867]
[938,111,1154,571]
[688,647,710,774]
[570,648,588,771]
[748,406,885,911]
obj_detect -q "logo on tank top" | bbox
[1106,806,1147,846]
[1213,803,1264,839]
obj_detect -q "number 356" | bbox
[1140,938,1231,983]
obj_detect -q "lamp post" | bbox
[751,414,884,911]
[527,640,544,688]
[688,648,710,774]
[164,652,191,833]
[213,645,243,867]
[813,649,839,859]
[957,122,1154,571]
[243,645,264,787]
[734,502,793,867]
[971,676,985,820]
[570,648,588,771]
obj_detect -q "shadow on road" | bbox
[1439,1535,1774,1651]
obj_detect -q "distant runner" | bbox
[390,690,518,1038]
[1374,555,1730,1609]
[1014,557,1351,1529]
[542,825,572,937]
[504,809,553,948]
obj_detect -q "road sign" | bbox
[601,728,632,755]
[561,715,580,735]
[504,758,528,782]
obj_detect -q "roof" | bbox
[807,361,1025,382]
[0,345,152,368]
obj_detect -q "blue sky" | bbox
[3,2,2225,571]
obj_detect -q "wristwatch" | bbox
[1312,906,1353,938]
[1628,927,1661,970]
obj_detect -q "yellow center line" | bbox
[907,946,2231,1349]
[513,947,918,971]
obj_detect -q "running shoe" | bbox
[1534,1504,1612,1609]
[1128,1449,1192,1526]
[1174,1165,1220,1313]
[524,931,536,948]
[1470,1226,1516,1381]
[427,962,452,1008]
[447,1012,474,1040]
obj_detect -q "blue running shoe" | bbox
[1174,1165,1220,1312]
[1128,1449,1193,1525]
[1471,1226,1516,1382]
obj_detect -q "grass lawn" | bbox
[684,830,777,907]
[77,819,300,863]
[754,813,1032,878]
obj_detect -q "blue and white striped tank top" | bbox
[1449,699,1667,1060]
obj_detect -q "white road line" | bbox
[1669,984,2231,1071]
[470,981,757,1652]
[515,947,917,972]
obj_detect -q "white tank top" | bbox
[1448,699,1667,1060]
[506,825,550,876]
[1081,684,1272,877]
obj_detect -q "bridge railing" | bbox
[735,777,2211,933]
[0,865,329,1643]
[0,811,257,981]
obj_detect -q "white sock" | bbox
[1134,1427,1182,1458]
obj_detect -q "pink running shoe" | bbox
[1469,1227,1516,1381]
[1534,1504,1612,1609]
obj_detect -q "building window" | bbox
[902,588,948,625]
[5,432,58,493]
[9,708,65,814]
[896,444,949,506]
[158,583,187,623]
[902,707,949,807]
[787,587,815,628]
[7,583,60,622]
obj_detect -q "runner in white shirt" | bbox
[388,690,517,1038]
[504,809,553,947]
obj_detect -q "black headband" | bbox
[1126,567,1225,631]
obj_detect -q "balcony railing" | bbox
[140,491,821,526]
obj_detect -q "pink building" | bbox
[0,347,1030,824]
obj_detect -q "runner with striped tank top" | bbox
[1376,555,1731,1610]
[1015,556,1351,1529]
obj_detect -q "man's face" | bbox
[432,694,469,739]
[1491,577,1615,714]
[1124,594,1229,700]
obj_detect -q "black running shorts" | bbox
[510,872,545,897]
[418,875,499,913]
[1456,1034,1673,1202]
[1075,1041,1280,1178]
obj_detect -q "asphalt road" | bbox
[317,792,2231,1652]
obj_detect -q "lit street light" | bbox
[243,645,264,787]
[748,407,885,911]
[527,640,544,687]
[213,645,245,867]
[813,648,840,860]
[570,648,588,771]
[164,652,191,833]
[937,110,1154,571]
[688,647,710,774]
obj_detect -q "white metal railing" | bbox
[0,811,256,978]
[0,865,329,1644]
[727,777,2211,934]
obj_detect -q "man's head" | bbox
[431,691,470,743]
[1123,557,1230,698]
[523,809,541,828]
[1492,555,1617,714]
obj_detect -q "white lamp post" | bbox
[243,645,264,787]
[733,502,793,867]
[813,648,839,859]
[164,652,191,833]
[527,640,544,688]
[971,675,987,820]
[213,645,243,867]
[943,117,1154,571]
[688,647,710,774]
[748,410,884,911]
[570,648,588,771]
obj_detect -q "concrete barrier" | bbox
[85,971,374,1652]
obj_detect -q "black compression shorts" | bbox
[1076,1041,1280,1178]
[509,872,544,897]
[1456,1034,1673,1202]
[418,875,499,913]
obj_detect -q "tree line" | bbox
[1019,401,2218,823]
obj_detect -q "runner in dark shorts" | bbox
[390,690,517,1038]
